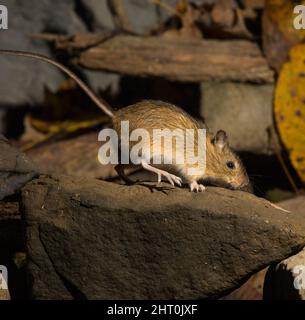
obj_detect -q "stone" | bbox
[82,69,120,100]
[0,0,119,115]
[222,268,266,300]
[25,131,117,179]
[201,82,274,154]
[108,0,170,34]
[78,0,116,31]
[264,196,305,300]
[0,0,223,132]
[0,135,38,200]
[106,0,216,35]
[21,175,305,299]
[0,0,86,108]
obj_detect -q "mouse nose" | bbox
[239,181,253,193]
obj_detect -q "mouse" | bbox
[0,50,250,192]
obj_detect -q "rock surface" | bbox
[223,268,267,300]
[25,131,116,179]
[201,82,274,154]
[21,175,305,299]
[0,0,120,115]
[264,196,305,300]
[0,135,38,200]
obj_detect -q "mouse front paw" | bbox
[189,181,206,192]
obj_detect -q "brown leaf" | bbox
[263,0,305,72]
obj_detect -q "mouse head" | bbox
[205,130,250,190]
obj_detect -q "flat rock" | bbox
[0,136,38,200]
[21,175,305,299]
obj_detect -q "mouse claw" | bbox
[170,175,182,186]
[141,161,182,187]
[157,171,182,187]
[198,184,206,192]
[189,181,206,192]
[164,172,182,187]
[157,173,162,184]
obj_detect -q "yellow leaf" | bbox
[29,115,108,135]
[275,43,305,183]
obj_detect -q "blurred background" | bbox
[0,0,305,300]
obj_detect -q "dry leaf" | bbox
[263,0,305,72]
[275,44,305,184]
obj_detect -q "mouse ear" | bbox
[214,130,228,150]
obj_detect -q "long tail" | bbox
[0,50,114,118]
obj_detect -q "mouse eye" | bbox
[226,161,235,169]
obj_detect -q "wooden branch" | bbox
[76,35,274,83]
[31,32,113,50]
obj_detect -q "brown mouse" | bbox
[0,50,249,192]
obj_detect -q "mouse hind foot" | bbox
[141,160,182,187]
